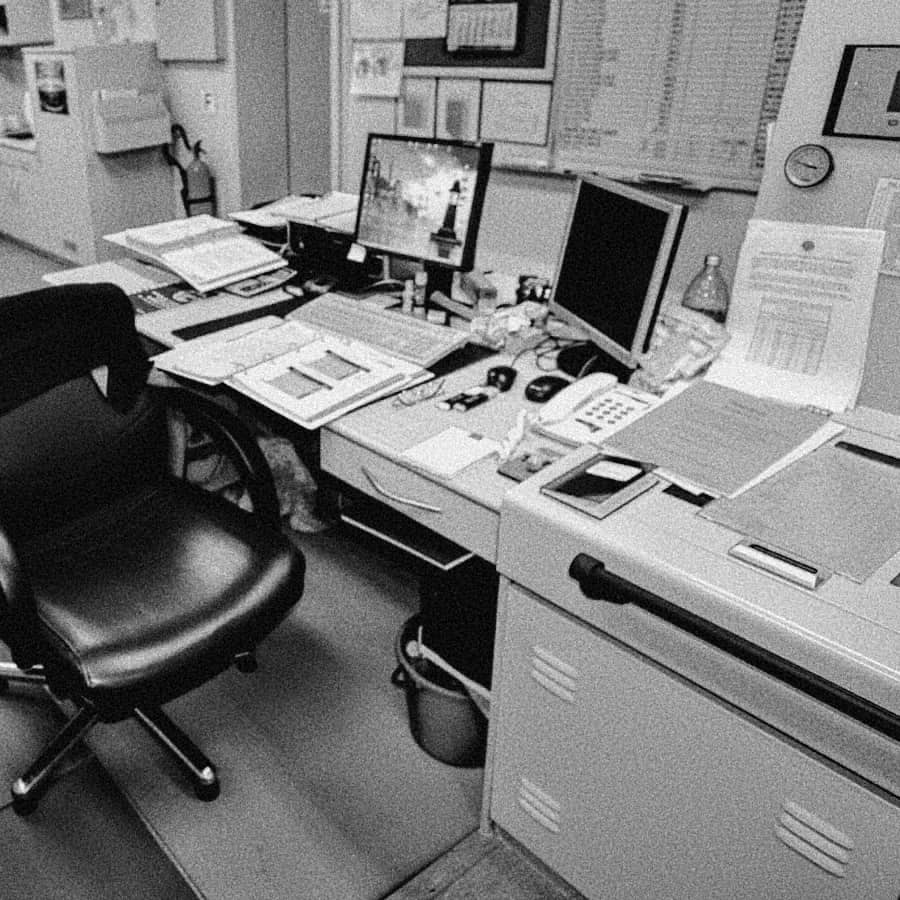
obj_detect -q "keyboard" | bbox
[289,292,470,369]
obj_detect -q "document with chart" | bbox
[151,318,427,428]
[706,219,885,413]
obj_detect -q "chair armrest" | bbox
[0,523,45,666]
[0,524,30,619]
[154,387,281,529]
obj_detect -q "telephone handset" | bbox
[538,372,619,425]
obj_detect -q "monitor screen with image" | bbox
[354,133,493,295]
[549,174,687,381]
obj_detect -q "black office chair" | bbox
[0,283,306,814]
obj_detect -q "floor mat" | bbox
[87,528,484,900]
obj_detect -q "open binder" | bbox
[105,216,286,293]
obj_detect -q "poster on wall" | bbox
[436,78,480,141]
[351,41,404,97]
[35,61,69,115]
[397,77,436,137]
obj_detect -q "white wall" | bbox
[0,0,294,218]
[755,0,900,413]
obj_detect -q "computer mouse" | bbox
[525,374,571,403]
[486,365,517,392]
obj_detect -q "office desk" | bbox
[321,353,570,565]
[485,436,900,899]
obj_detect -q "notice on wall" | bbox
[350,0,403,38]
[403,0,447,38]
[706,219,885,413]
[866,177,900,277]
[351,41,404,97]
[552,0,807,189]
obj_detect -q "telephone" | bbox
[535,372,659,446]
[538,372,618,425]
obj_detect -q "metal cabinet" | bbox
[18,43,173,264]
[489,584,900,900]
[0,144,39,246]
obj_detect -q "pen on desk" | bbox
[835,440,900,469]
[312,372,407,420]
[288,366,331,388]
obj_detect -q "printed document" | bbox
[702,440,900,583]
[604,379,831,498]
[152,319,426,429]
[706,219,884,413]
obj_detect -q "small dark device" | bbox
[525,374,570,403]
[486,365,517,392]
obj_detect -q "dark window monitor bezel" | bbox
[548,174,687,377]
[353,133,494,277]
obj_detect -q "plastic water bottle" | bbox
[682,254,730,324]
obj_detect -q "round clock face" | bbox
[784,144,834,188]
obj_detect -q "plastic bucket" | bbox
[392,615,487,767]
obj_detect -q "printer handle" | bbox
[567,552,900,743]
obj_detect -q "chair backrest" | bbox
[0,283,168,543]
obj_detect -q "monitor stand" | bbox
[556,342,634,383]
[424,262,454,300]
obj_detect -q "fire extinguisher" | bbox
[162,124,216,217]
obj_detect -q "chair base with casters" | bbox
[0,661,230,815]
[0,283,307,816]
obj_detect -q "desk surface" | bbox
[321,352,573,563]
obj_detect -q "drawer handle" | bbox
[361,466,443,513]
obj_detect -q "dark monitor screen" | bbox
[549,175,687,378]
[354,133,493,279]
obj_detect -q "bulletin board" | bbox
[338,0,807,192]
[403,0,555,77]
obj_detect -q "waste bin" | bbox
[392,615,487,767]
[418,558,498,688]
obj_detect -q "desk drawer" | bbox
[321,430,499,562]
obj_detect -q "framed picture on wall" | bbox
[397,77,436,138]
[58,0,93,19]
[436,79,481,141]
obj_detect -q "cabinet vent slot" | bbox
[530,645,577,703]
[775,800,853,877]
[518,777,561,833]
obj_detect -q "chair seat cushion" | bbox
[20,480,305,715]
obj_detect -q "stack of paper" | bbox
[230,193,359,233]
[123,214,239,256]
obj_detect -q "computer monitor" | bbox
[549,174,687,381]
[354,133,494,297]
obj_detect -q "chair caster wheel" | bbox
[195,779,220,802]
[234,652,257,674]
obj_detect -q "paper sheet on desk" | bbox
[701,442,900,583]
[603,380,830,498]
[42,258,178,294]
[706,219,884,413]
[402,427,502,479]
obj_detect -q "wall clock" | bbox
[784,143,835,188]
